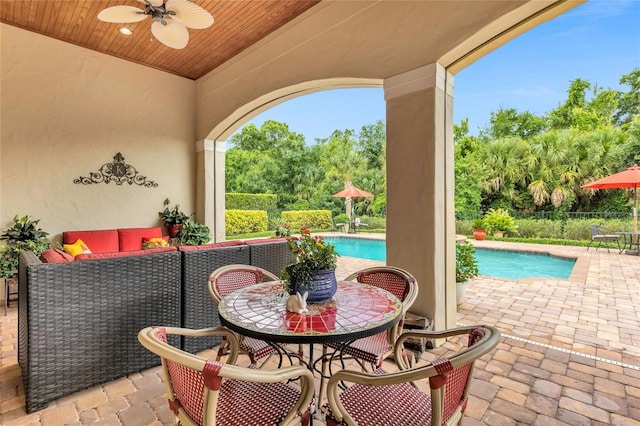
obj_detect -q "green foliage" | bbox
[456,220,473,235]
[281,210,332,230]
[367,216,386,230]
[1,214,49,242]
[1,215,50,278]
[226,193,277,214]
[159,198,189,226]
[281,228,338,292]
[455,241,478,283]
[333,213,349,224]
[472,219,486,230]
[225,210,268,235]
[483,208,518,234]
[515,219,563,239]
[177,218,211,246]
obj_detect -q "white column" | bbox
[383,63,456,330]
[196,139,226,242]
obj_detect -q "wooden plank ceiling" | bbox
[0,0,320,80]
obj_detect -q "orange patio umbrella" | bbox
[331,183,374,219]
[581,165,640,233]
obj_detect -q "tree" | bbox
[614,69,640,127]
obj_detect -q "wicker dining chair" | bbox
[322,325,501,426]
[318,266,418,402]
[208,264,280,366]
[138,326,315,426]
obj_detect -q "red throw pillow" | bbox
[40,248,74,263]
[118,227,163,251]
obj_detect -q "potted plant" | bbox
[177,218,211,246]
[281,228,339,303]
[472,218,487,241]
[1,215,50,280]
[483,208,518,238]
[455,240,478,304]
[159,198,190,238]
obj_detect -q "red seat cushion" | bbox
[118,227,164,251]
[63,229,119,254]
[40,248,74,263]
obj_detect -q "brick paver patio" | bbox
[1,237,639,425]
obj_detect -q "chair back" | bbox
[139,326,315,426]
[325,325,500,426]
[208,264,279,304]
[589,225,602,237]
[344,266,418,313]
[395,326,500,425]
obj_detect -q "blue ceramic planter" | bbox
[289,268,337,303]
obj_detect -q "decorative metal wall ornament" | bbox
[74,152,158,187]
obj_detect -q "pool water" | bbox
[324,237,575,280]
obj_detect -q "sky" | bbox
[237,0,640,141]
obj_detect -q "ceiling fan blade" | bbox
[97,6,148,24]
[166,0,214,29]
[137,0,165,6]
[151,20,189,49]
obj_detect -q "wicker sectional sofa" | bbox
[18,238,292,412]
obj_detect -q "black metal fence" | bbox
[455,211,633,221]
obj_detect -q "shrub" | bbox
[455,241,478,283]
[226,210,268,235]
[483,208,518,235]
[368,216,386,230]
[516,219,563,239]
[333,213,349,224]
[281,210,332,230]
[456,220,473,235]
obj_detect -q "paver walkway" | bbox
[1,237,639,425]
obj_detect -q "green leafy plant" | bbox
[275,223,291,237]
[1,215,50,278]
[281,228,338,292]
[455,240,478,283]
[177,218,211,246]
[483,208,518,234]
[334,213,349,224]
[159,198,189,226]
[472,218,486,230]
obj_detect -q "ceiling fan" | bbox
[97,0,214,49]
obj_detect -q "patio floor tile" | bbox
[0,237,638,424]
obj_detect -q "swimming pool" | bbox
[323,237,576,280]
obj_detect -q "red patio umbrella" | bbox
[331,183,374,219]
[581,165,640,233]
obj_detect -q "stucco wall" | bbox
[0,24,196,243]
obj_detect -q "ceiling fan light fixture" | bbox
[98,0,214,49]
[119,27,133,35]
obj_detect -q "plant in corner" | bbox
[455,240,478,304]
[483,208,518,237]
[1,215,51,279]
[472,218,487,241]
[281,228,339,303]
[177,218,211,246]
[159,198,189,237]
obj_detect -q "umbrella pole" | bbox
[634,187,638,234]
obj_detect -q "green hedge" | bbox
[457,217,633,241]
[226,210,268,235]
[226,193,277,213]
[281,210,333,230]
